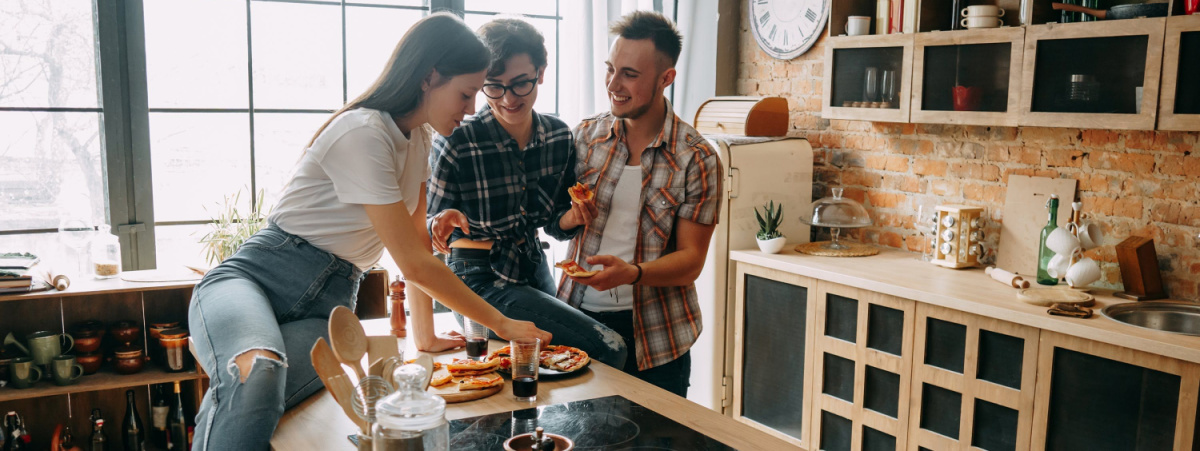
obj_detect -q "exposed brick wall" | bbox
[735,0,1200,301]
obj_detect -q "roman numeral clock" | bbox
[749,0,829,60]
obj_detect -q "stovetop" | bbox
[448,395,735,450]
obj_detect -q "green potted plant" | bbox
[754,200,786,254]
[198,189,271,266]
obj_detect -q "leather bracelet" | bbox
[631,263,643,285]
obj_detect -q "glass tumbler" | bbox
[463,318,489,361]
[510,338,541,402]
[881,70,898,105]
[863,67,880,103]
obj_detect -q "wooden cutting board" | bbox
[996,175,1077,277]
[1017,287,1095,307]
[430,378,503,403]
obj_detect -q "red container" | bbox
[1189,0,1199,15]
[953,86,983,111]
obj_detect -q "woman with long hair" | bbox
[187,13,551,450]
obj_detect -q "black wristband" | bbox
[631,263,643,285]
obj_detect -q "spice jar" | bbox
[113,346,147,375]
[90,225,121,279]
[158,328,191,372]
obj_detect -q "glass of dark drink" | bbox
[463,318,490,361]
[510,337,540,402]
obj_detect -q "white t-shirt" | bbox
[269,108,431,269]
[580,164,641,312]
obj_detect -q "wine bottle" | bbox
[90,412,108,451]
[1037,194,1060,285]
[122,390,145,451]
[151,384,169,448]
[167,382,187,451]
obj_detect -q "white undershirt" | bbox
[580,164,641,312]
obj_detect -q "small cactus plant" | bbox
[755,201,784,241]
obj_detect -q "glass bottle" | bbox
[1037,195,1060,286]
[167,382,187,451]
[4,411,26,451]
[91,224,121,279]
[373,364,449,451]
[90,409,108,451]
[151,384,170,449]
[122,390,145,451]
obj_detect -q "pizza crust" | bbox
[554,260,600,279]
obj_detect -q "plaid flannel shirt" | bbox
[557,100,724,370]
[427,105,578,284]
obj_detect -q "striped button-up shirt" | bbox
[558,100,724,370]
[427,105,578,284]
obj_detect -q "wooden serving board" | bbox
[429,380,502,403]
[1017,287,1095,307]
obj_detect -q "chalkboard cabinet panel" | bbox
[812,282,915,450]
[822,34,915,123]
[731,264,818,448]
[1158,15,1200,131]
[911,27,1026,126]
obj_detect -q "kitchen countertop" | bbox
[731,247,1200,365]
[270,316,796,450]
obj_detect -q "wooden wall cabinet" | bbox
[810,282,915,451]
[1158,15,1200,131]
[731,264,818,448]
[822,34,915,123]
[1017,18,1167,130]
[912,28,1026,126]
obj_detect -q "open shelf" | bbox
[916,0,1023,32]
[1158,14,1200,130]
[1018,18,1165,129]
[912,27,1025,126]
[0,366,203,403]
[822,34,915,123]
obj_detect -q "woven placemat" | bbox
[794,241,880,257]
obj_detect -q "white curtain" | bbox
[558,0,717,126]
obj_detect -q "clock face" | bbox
[749,0,829,60]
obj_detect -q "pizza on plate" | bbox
[554,260,599,278]
[487,344,590,373]
[568,182,594,204]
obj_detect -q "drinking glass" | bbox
[915,203,938,262]
[881,70,898,104]
[864,67,880,102]
[57,217,93,277]
[463,318,489,361]
[510,338,540,402]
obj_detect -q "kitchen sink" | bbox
[1102,301,1200,336]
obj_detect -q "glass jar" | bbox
[90,225,121,279]
[373,365,448,451]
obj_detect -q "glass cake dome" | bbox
[800,187,873,250]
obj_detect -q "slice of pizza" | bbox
[429,367,453,387]
[551,347,590,372]
[568,182,594,204]
[447,357,500,376]
[456,371,504,391]
[554,260,600,279]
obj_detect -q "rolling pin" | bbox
[985,266,1030,289]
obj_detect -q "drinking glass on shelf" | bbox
[58,217,93,277]
[864,67,880,103]
[510,338,541,402]
[881,70,898,104]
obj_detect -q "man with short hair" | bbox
[559,11,723,397]
[425,18,627,368]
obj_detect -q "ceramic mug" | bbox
[953,86,983,111]
[847,16,872,36]
[27,331,73,366]
[9,357,43,389]
[1067,256,1102,288]
[51,355,84,386]
[1046,227,1081,255]
[961,16,1003,28]
[962,5,1005,17]
[1047,253,1071,279]
[1077,222,1103,250]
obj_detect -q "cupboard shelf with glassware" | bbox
[829,0,918,38]
[1018,18,1167,130]
[822,34,915,123]
[1157,14,1200,131]
[911,27,1026,126]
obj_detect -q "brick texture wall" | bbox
[735,0,1200,301]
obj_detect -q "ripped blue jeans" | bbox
[446,248,627,368]
[188,224,362,451]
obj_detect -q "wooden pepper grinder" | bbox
[389,276,407,338]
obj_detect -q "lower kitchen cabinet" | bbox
[731,264,817,448]
[907,303,1040,451]
[811,282,915,451]
[1031,331,1200,451]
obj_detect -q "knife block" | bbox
[931,205,985,269]
[1115,236,1167,301]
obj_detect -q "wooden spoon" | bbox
[414,354,434,391]
[328,374,369,433]
[328,306,368,380]
[310,338,347,386]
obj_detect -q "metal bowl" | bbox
[1102,301,1200,336]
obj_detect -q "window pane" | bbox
[345,6,425,98]
[351,0,427,7]
[155,223,209,269]
[149,113,251,222]
[465,14,558,115]
[0,0,99,108]
[464,0,557,16]
[0,112,105,230]
[252,112,329,208]
[251,2,343,109]
[144,0,249,109]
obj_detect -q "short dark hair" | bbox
[609,11,682,67]
[476,18,548,78]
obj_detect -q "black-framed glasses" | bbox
[482,77,539,99]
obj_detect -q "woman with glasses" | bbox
[425,18,628,367]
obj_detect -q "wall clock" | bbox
[749,0,830,60]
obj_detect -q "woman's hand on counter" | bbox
[417,330,467,353]
[493,318,553,344]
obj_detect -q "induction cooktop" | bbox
[447,395,735,450]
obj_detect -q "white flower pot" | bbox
[756,236,787,254]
